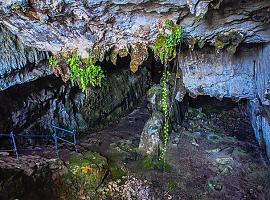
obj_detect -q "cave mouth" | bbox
[186,95,256,143]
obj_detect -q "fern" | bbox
[48,56,59,69]
[68,54,105,93]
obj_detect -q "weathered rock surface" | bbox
[0,24,51,90]
[0,156,67,200]
[0,67,150,132]
[249,43,270,158]
[179,45,257,100]
[178,43,270,158]
[66,152,108,199]
[0,0,269,60]
[139,79,187,157]
[138,111,163,157]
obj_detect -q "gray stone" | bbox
[138,111,164,157]
[179,46,257,100]
[0,0,269,58]
[147,84,162,113]
[0,25,51,90]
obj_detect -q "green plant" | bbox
[168,180,178,191]
[152,20,183,161]
[11,4,27,13]
[48,56,59,69]
[159,70,171,160]
[152,19,184,64]
[142,157,172,172]
[68,54,105,93]
[108,162,127,181]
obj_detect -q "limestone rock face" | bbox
[178,45,257,100]
[178,43,270,159]
[0,67,151,133]
[147,84,163,113]
[139,79,187,157]
[138,111,163,157]
[0,25,51,90]
[249,43,270,159]
[0,0,269,58]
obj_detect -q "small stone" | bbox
[214,183,223,191]
[191,138,199,146]
[0,152,9,156]
[215,157,233,165]
[257,185,263,191]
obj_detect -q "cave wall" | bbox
[249,43,270,158]
[0,24,51,90]
[178,43,270,158]
[179,45,258,100]
[0,67,151,133]
[0,24,151,133]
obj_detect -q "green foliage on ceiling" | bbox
[48,56,59,69]
[68,54,105,93]
[48,52,105,94]
[152,19,184,64]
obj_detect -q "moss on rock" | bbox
[62,152,108,199]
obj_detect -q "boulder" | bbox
[147,84,162,113]
[138,111,163,157]
[64,152,108,199]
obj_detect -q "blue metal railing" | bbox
[0,132,19,161]
[52,124,77,157]
[0,125,78,160]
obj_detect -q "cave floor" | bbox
[1,100,270,200]
[77,100,270,200]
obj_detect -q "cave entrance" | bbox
[186,95,255,142]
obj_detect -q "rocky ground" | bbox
[0,99,270,200]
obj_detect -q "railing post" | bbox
[73,130,77,152]
[53,126,59,158]
[10,132,19,161]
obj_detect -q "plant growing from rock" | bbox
[68,54,105,93]
[152,19,184,160]
[49,52,105,94]
[48,56,59,69]
[153,19,184,64]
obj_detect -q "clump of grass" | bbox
[108,162,127,181]
[142,157,172,172]
[167,180,178,191]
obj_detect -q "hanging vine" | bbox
[152,19,184,160]
[48,51,105,94]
